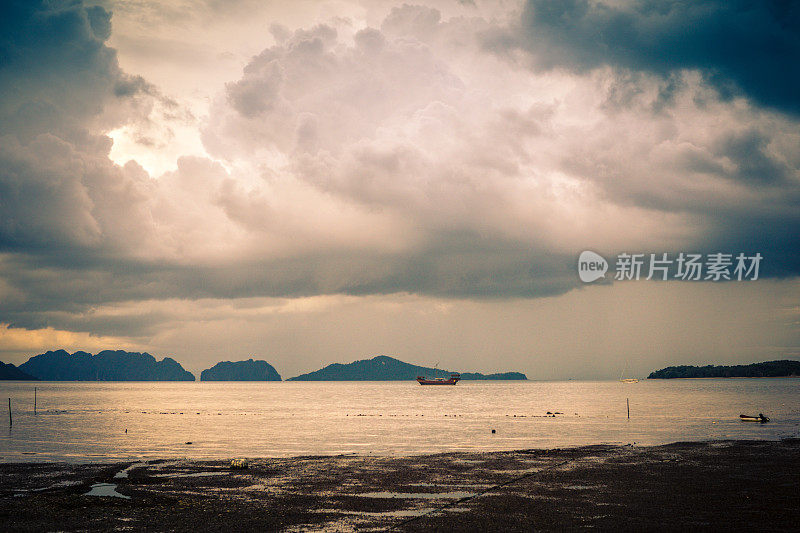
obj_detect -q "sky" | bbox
[0,0,798,380]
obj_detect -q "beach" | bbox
[2,439,798,531]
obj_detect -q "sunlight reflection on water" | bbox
[1,379,798,462]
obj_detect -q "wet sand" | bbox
[1,439,798,531]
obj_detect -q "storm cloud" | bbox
[515,0,800,115]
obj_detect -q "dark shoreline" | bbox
[2,439,798,531]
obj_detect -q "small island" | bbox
[200,359,282,381]
[648,360,800,379]
[288,355,527,381]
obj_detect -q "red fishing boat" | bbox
[416,373,461,385]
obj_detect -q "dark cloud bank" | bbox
[518,0,800,115]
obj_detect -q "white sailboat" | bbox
[620,363,639,383]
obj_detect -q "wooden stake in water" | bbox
[627,397,630,419]
[7,398,11,427]
[34,387,37,415]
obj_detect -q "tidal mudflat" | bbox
[1,439,798,531]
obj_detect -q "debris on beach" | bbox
[230,458,248,470]
[739,413,770,423]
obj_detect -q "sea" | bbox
[1,379,798,462]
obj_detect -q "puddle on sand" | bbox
[115,463,147,479]
[408,482,494,489]
[84,483,130,499]
[449,459,485,465]
[151,471,229,478]
[357,491,475,500]
[348,508,449,518]
[13,480,82,495]
[319,507,470,518]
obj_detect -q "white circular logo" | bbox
[578,251,608,283]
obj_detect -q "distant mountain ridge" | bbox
[18,350,195,381]
[0,361,38,380]
[648,360,800,379]
[201,359,282,381]
[288,355,527,381]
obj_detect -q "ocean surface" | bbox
[1,379,798,462]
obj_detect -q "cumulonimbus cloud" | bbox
[0,0,798,343]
